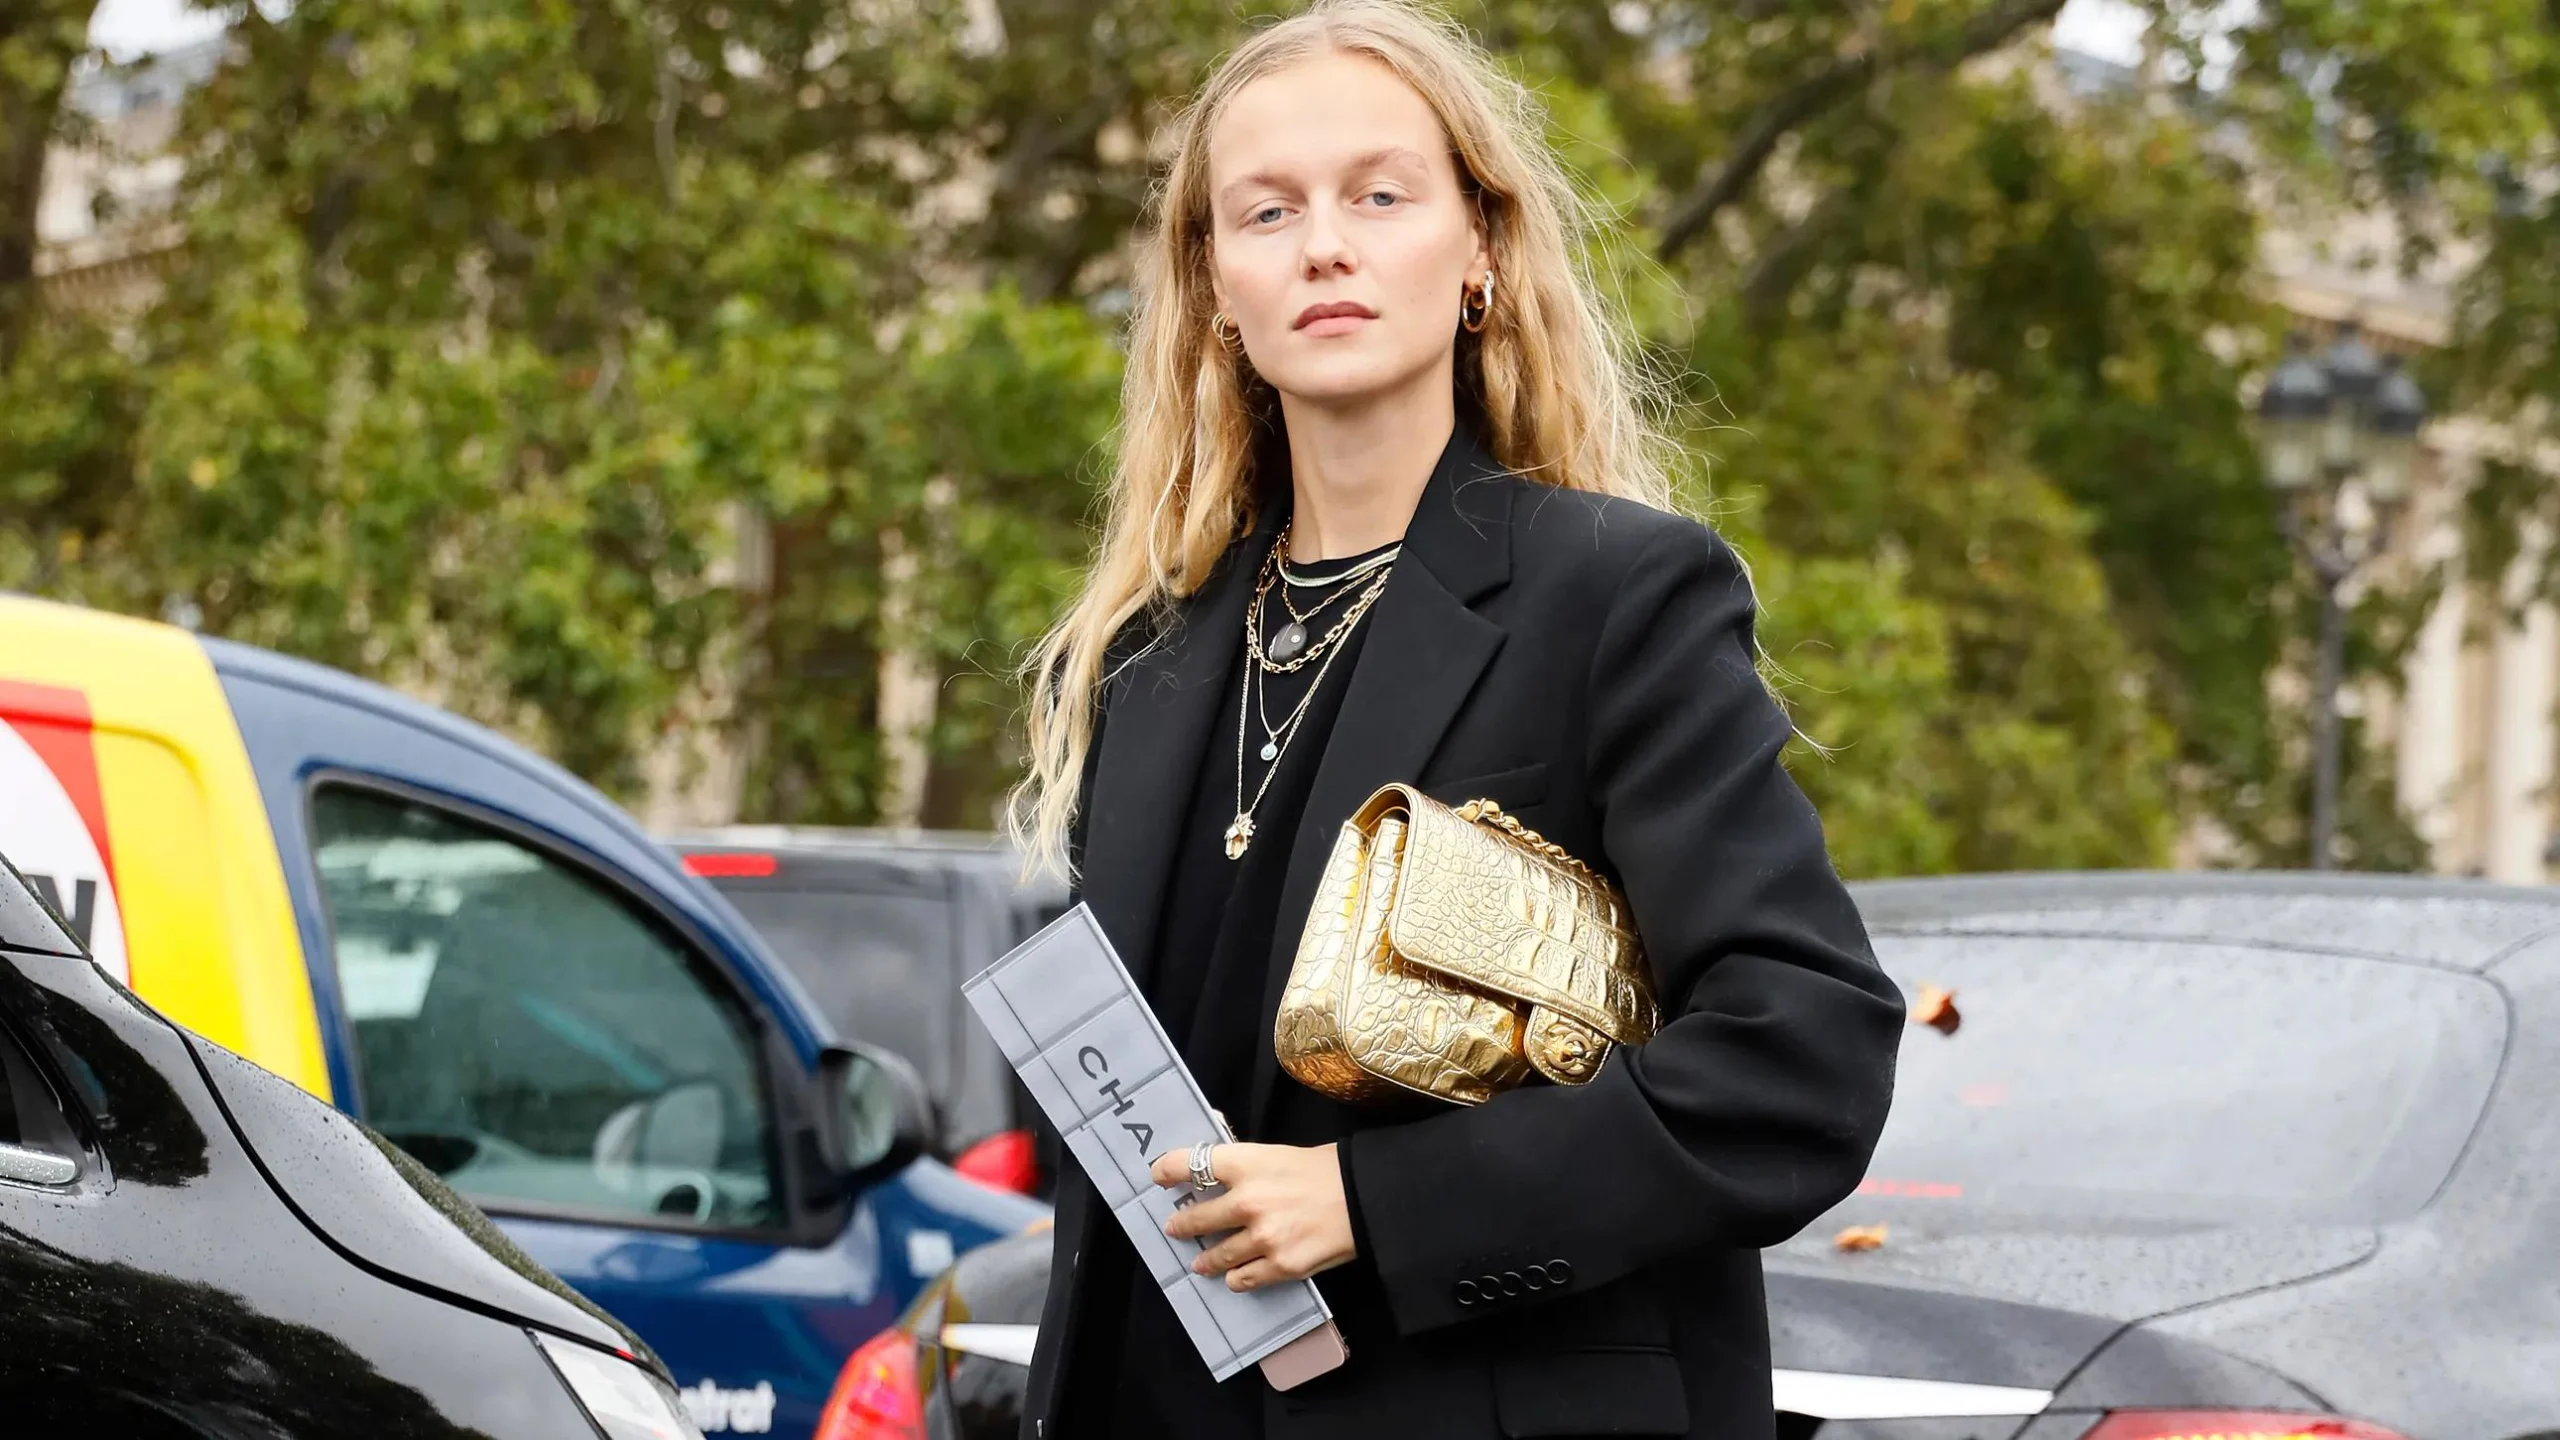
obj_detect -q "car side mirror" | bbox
[816,1042,931,1191]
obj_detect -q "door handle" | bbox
[0,1140,77,1185]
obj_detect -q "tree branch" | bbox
[0,2,100,369]
[1655,50,1873,262]
[1655,0,2066,262]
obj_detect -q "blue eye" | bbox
[1364,191,1400,208]
[1252,205,1287,225]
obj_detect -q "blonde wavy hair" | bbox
[1012,0,1680,875]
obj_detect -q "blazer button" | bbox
[1455,1278,1480,1306]
[1499,1270,1524,1297]
[1479,1273,1504,1301]
[1545,1259,1573,1286]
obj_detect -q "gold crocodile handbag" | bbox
[1274,782,1657,1107]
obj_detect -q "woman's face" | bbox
[1205,51,1490,408]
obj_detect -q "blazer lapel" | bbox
[1245,428,1516,1127]
[1079,507,1278,994]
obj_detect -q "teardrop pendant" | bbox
[1268,620,1309,663]
[1259,739,1278,761]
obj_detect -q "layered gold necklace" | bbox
[1225,525,1398,859]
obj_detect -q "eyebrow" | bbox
[1216,146,1438,209]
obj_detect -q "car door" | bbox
[299,782,865,1435]
[209,646,1039,1440]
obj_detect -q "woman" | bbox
[1011,3,1905,1436]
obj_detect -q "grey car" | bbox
[878,872,2560,1440]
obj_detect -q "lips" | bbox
[1293,301,1377,330]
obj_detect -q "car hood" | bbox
[186,1033,654,1370]
[1764,1216,2380,1392]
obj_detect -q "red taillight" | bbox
[952,1129,1041,1195]
[2084,1412,2411,1440]
[813,1328,924,1440]
[682,851,778,879]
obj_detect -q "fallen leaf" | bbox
[1912,985,1961,1036]
[1833,1224,1888,1253]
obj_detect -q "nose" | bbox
[1300,206,1356,278]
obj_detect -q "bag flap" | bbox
[1366,785,1653,1045]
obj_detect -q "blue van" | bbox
[0,594,1048,1438]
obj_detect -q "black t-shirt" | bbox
[1062,529,1397,1439]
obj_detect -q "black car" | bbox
[669,827,1070,1197]
[869,873,2560,1440]
[0,851,916,1438]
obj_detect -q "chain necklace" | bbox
[1277,559,1382,631]
[1255,577,1374,749]
[1248,563,1388,674]
[1279,541,1401,590]
[1226,545,1393,860]
[1263,522,1403,663]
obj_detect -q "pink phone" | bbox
[1258,1320,1349,1390]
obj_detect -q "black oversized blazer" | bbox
[1025,429,1905,1440]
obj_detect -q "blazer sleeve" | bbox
[1342,519,1906,1337]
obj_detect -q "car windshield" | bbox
[1853,934,2507,1225]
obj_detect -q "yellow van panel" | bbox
[0,596,330,1099]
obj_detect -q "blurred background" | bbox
[8,0,2557,883]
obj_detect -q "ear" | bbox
[1205,247,1233,319]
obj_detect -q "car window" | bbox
[716,886,961,1078]
[1853,935,2507,1225]
[712,865,1046,1151]
[309,787,777,1230]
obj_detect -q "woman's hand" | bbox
[1148,1142,1355,1292]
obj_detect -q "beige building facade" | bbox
[2268,211,2558,883]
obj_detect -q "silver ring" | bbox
[1187,1140,1218,1191]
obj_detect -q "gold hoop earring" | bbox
[1211,311,1243,351]
[1461,270,1494,334]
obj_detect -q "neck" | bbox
[1274,373,1455,563]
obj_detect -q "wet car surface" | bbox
[0,853,700,1438]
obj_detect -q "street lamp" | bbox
[2252,322,2430,871]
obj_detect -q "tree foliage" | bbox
[7,0,2551,874]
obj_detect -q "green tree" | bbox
[16,0,2537,874]
[56,0,1155,809]
[0,0,99,366]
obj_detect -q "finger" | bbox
[1192,1228,1269,1278]
[1163,1192,1245,1240]
[1150,1141,1255,1189]
[1226,1258,1283,1292]
[1152,1137,1228,1183]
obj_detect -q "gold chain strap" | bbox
[1453,798,1601,885]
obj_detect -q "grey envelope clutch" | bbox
[959,904,1335,1382]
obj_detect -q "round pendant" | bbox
[1260,740,1278,761]
[1269,620,1309,663]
